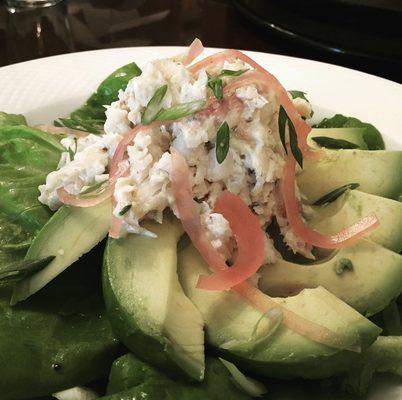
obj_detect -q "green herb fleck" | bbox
[207,69,249,101]
[68,147,74,161]
[207,74,223,101]
[278,106,288,155]
[80,179,108,196]
[54,117,104,134]
[119,204,132,216]
[141,84,168,124]
[289,90,308,102]
[288,117,303,168]
[312,136,359,149]
[278,106,303,167]
[155,100,205,121]
[334,258,354,275]
[219,69,249,77]
[313,183,360,206]
[216,121,230,164]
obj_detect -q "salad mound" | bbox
[1,40,402,399]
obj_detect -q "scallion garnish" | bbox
[141,84,168,125]
[80,179,108,196]
[334,258,354,275]
[68,137,78,161]
[119,204,132,216]
[207,75,223,101]
[313,183,360,206]
[312,136,359,150]
[216,121,230,164]
[155,100,205,121]
[278,105,303,168]
[219,69,249,77]
[288,90,308,102]
[207,69,249,101]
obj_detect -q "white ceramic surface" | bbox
[0,47,401,399]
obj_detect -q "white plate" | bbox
[0,47,401,147]
[0,47,401,399]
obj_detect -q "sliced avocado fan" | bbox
[103,215,205,381]
[260,239,402,317]
[178,244,381,380]
[297,150,402,203]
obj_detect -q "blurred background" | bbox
[0,0,401,82]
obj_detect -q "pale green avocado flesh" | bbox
[12,199,112,304]
[297,150,402,203]
[309,190,402,253]
[260,239,402,317]
[103,215,205,381]
[178,244,381,379]
[308,128,367,149]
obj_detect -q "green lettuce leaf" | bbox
[0,125,62,270]
[313,114,385,150]
[0,247,120,400]
[103,354,250,400]
[55,62,142,133]
[0,111,27,128]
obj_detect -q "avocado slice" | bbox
[178,245,381,380]
[308,190,402,253]
[259,239,402,316]
[12,199,111,304]
[308,128,367,149]
[103,215,205,381]
[297,150,402,203]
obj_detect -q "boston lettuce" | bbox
[314,114,385,150]
[0,112,27,128]
[103,354,250,400]
[0,246,120,400]
[0,124,62,271]
[55,62,142,133]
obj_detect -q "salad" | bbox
[1,39,402,400]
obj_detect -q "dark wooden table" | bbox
[0,0,401,83]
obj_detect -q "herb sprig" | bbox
[215,121,230,164]
[278,106,303,168]
[313,183,360,206]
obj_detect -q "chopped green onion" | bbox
[215,121,230,164]
[312,136,359,149]
[219,68,249,77]
[119,204,132,216]
[288,117,303,168]
[80,179,108,196]
[219,358,267,397]
[155,100,205,121]
[278,106,303,167]
[141,84,168,125]
[54,117,104,134]
[207,69,249,101]
[207,76,223,101]
[288,90,308,102]
[0,256,55,282]
[68,147,74,161]
[313,183,360,206]
[334,258,354,275]
[278,106,288,155]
